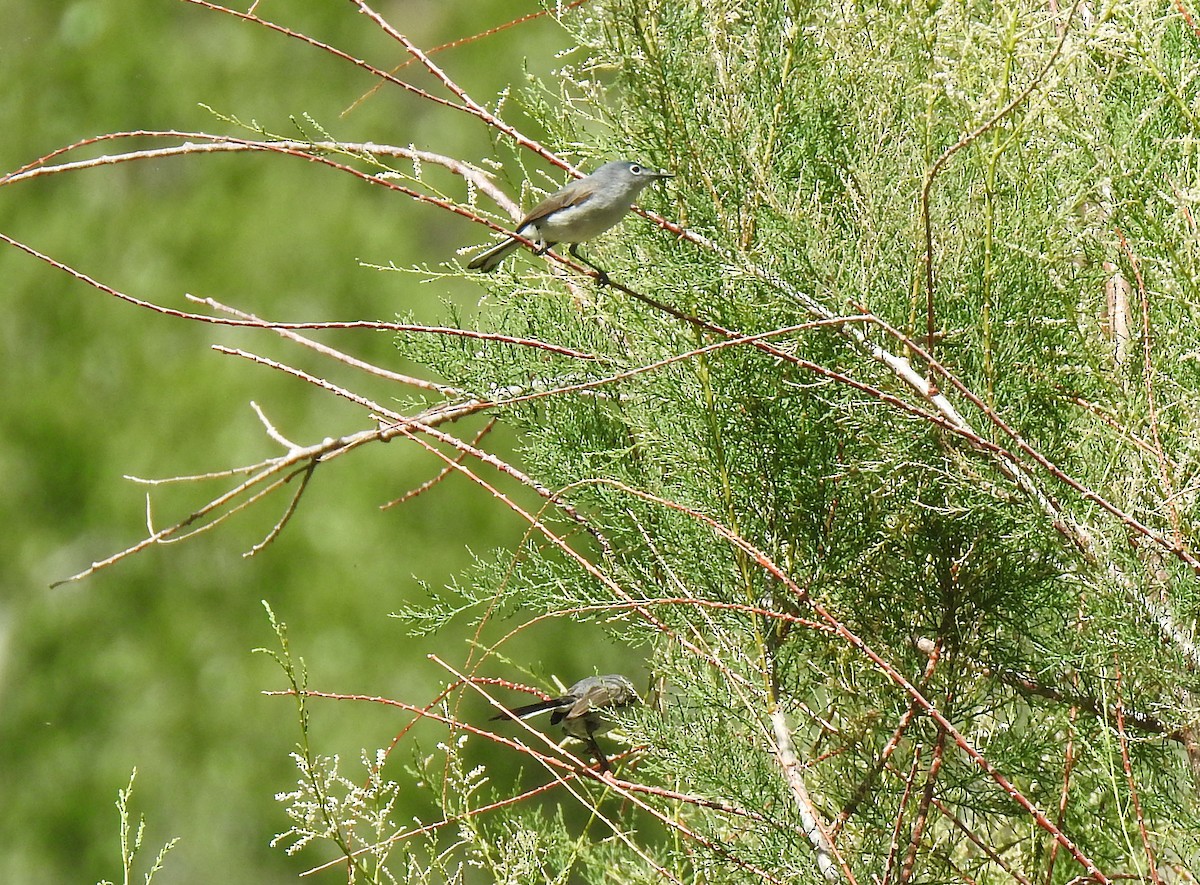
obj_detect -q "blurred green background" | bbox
[0,2,607,881]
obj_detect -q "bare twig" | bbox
[1114,663,1163,885]
[899,732,946,885]
[586,479,1112,882]
[180,1,474,115]
[0,230,602,360]
[341,0,594,117]
[194,296,465,398]
[348,0,557,162]
[1118,231,1182,545]
[246,460,317,558]
[884,745,923,885]
[920,0,1083,353]
[1,135,511,208]
[769,708,844,881]
[381,419,496,509]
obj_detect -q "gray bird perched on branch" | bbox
[490,674,640,772]
[467,160,673,284]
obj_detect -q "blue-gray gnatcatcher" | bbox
[467,160,672,283]
[491,674,640,771]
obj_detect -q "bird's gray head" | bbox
[590,160,673,198]
[566,674,641,707]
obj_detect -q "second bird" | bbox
[491,674,640,772]
[467,160,672,283]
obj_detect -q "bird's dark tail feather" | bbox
[490,697,566,721]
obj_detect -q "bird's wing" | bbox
[551,690,598,725]
[518,179,595,228]
[561,685,609,722]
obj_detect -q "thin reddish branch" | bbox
[396,416,611,555]
[900,731,946,885]
[193,294,464,397]
[487,316,872,410]
[1114,663,1163,885]
[382,419,497,509]
[469,597,833,712]
[831,703,923,840]
[396,426,718,669]
[49,390,492,586]
[932,792,1035,885]
[1118,230,1182,545]
[590,479,1112,883]
[276,680,647,878]
[317,713,786,884]
[868,311,1200,576]
[879,752,1037,885]
[2,130,570,269]
[1174,0,1200,38]
[51,437,353,586]
[375,412,783,709]
[1064,394,1178,473]
[245,459,316,557]
[441,660,779,885]
[0,133,504,203]
[342,0,594,116]
[911,636,1179,742]
[884,745,924,885]
[347,0,557,164]
[214,346,405,418]
[612,279,970,436]
[920,0,1083,354]
[1044,698,1079,885]
[181,0,473,114]
[0,228,598,361]
[833,640,944,839]
[516,597,831,635]
[305,763,565,877]
[268,687,588,776]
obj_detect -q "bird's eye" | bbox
[629,164,642,174]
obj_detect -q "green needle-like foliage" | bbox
[12,0,1200,882]
[381,1,1200,882]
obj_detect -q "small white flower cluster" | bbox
[271,750,401,868]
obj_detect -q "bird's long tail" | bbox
[467,236,520,272]
[490,697,566,721]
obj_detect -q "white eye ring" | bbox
[629,164,642,174]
